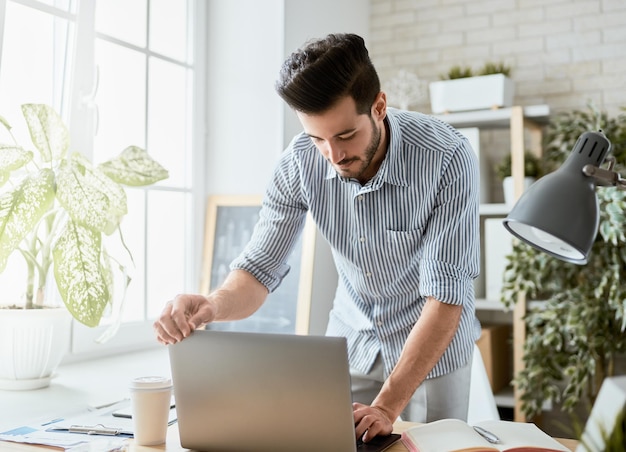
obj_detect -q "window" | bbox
[0,0,206,357]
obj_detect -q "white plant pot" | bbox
[0,308,72,390]
[429,74,514,114]
[503,176,536,207]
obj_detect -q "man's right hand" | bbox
[153,294,216,345]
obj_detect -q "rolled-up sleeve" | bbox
[418,138,480,305]
[230,148,308,292]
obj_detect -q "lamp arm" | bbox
[582,158,626,190]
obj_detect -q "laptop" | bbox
[168,329,401,452]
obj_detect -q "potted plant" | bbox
[494,151,542,205]
[0,104,168,389]
[500,104,626,429]
[429,61,514,114]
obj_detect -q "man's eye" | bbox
[337,134,355,141]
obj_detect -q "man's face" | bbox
[297,94,387,184]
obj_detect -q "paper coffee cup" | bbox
[129,376,173,446]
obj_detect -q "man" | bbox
[154,33,480,443]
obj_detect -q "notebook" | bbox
[168,329,400,452]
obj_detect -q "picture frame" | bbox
[200,195,318,334]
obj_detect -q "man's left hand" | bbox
[352,402,394,443]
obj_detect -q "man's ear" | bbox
[372,92,387,120]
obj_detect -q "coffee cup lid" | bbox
[130,376,172,390]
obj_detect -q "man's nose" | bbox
[326,143,345,164]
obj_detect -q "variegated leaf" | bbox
[53,220,110,327]
[21,104,69,163]
[0,169,55,271]
[56,154,127,234]
[98,145,168,186]
[0,144,33,173]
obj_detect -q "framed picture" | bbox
[200,195,318,334]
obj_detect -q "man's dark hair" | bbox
[275,33,381,115]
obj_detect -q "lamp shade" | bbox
[502,131,612,265]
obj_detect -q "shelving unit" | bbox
[434,105,550,422]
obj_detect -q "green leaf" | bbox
[0,114,12,132]
[0,144,33,176]
[98,146,169,186]
[0,168,55,271]
[53,220,110,327]
[56,153,127,234]
[21,104,69,162]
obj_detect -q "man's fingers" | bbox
[170,301,195,339]
[352,403,393,443]
[154,300,189,344]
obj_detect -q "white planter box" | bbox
[429,74,514,114]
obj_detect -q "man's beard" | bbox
[334,117,381,181]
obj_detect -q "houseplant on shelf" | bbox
[494,151,542,206]
[0,104,168,390]
[500,104,626,429]
[429,61,514,114]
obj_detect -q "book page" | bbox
[476,421,570,452]
[402,418,497,452]
[402,419,571,452]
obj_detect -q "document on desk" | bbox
[0,399,174,450]
[0,418,128,451]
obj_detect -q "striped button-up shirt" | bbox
[231,108,480,379]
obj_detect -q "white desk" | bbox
[0,348,578,451]
[0,347,171,428]
[0,421,578,452]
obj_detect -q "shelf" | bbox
[475,298,510,311]
[433,104,550,129]
[479,203,509,216]
[441,105,550,422]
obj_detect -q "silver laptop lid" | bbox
[169,330,356,452]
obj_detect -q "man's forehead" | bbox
[297,100,368,138]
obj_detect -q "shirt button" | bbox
[359,237,366,242]
[357,195,364,201]
[377,320,383,327]
[365,271,372,277]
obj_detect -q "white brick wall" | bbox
[370,0,626,117]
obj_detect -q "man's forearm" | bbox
[371,297,462,420]
[210,269,269,321]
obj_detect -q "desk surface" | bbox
[0,421,579,451]
[0,348,579,452]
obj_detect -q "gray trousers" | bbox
[350,351,472,423]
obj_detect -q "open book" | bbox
[401,419,571,452]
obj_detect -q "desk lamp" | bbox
[502,130,624,265]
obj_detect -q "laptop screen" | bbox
[169,330,358,452]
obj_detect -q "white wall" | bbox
[205,0,285,196]
[370,0,626,117]
[205,0,370,197]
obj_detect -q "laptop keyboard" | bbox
[356,433,401,451]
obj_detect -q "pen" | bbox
[473,425,501,444]
[41,418,64,426]
[49,424,133,437]
[69,425,122,436]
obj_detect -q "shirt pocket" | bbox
[384,228,424,268]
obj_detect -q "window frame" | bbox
[0,0,207,361]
